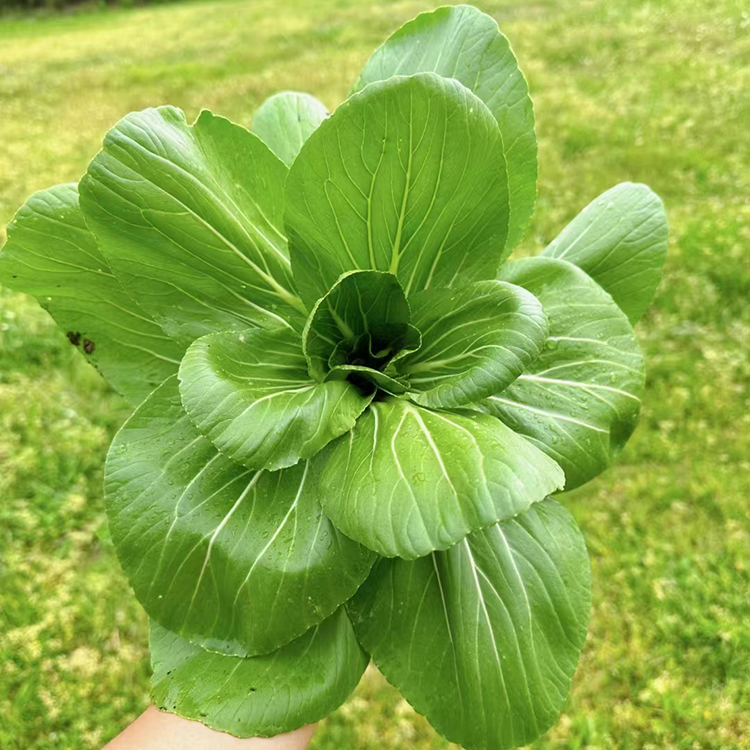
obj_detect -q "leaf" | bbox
[482,257,644,490]
[179,326,373,471]
[328,325,422,370]
[347,499,591,750]
[326,331,417,394]
[328,364,410,395]
[313,397,564,559]
[151,607,368,737]
[285,73,510,307]
[0,183,184,405]
[252,91,329,167]
[354,4,536,251]
[302,270,412,381]
[79,107,306,346]
[542,182,668,323]
[105,377,376,655]
[397,280,547,408]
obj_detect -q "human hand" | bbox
[103,706,315,750]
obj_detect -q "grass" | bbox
[0,0,748,747]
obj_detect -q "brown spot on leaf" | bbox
[83,338,95,354]
[66,331,81,346]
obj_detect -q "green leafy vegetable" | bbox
[179,326,373,470]
[302,270,412,382]
[80,107,305,345]
[252,91,329,167]
[348,499,591,750]
[0,6,667,748]
[106,377,375,655]
[0,183,184,404]
[396,280,548,408]
[355,4,537,251]
[151,607,367,736]
[542,182,668,323]
[312,397,564,559]
[286,72,510,306]
[485,256,644,490]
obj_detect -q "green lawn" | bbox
[0,0,748,748]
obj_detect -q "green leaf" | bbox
[105,377,376,655]
[151,607,368,737]
[252,91,329,167]
[302,270,412,381]
[355,4,536,251]
[483,257,644,490]
[347,499,591,750]
[179,326,373,471]
[397,280,547,408]
[328,364,410,395]
[286,73,510,307]
[313,397,564,559]
[542,182,668,323]
[0,183,184,405]
[328,325,422,369]
[79,107,305,346]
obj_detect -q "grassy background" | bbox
[0,1,177,16]
[0,0,748,747]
